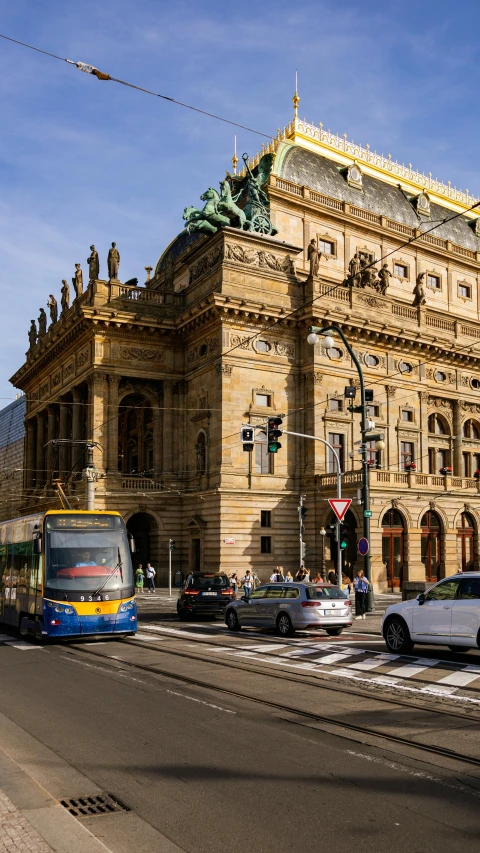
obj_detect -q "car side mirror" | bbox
[417,592,426,605]
[128,534,136,554]
[33,536,42,555]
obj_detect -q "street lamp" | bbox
[308,323,374,608]
[319,527,327,581]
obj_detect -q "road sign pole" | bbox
[299,494,304,568]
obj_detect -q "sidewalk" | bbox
[0,788,53,853]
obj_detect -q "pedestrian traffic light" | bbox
[344,386,356,399]
[301,542,309,559]
[365,389,374,402]
[169,539,175,551]
[267,417,283,453]
[339,524,349,550]
[240,425,255,452]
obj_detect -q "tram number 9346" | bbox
[79,595,110,602]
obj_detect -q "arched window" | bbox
[118,393,154,475]
[255,430,272,475]
[428,413,449,435]
[421,511,441,582]
[382,510,405,591]
[457,512,475,572]
[463,419,480,440]
[196,432,206,475]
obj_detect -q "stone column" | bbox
[153,389,163,478]
[162,381,174,476]
[45,406,57,480]
[419,391,429,473]
[87,373,108,472]
[36,412,45,487]
[71,387,83,472]
[25,419,36,488]
[106,375,120,473]
[453,400,463,476]
[58,402,69,476]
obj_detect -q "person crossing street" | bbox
[354,569,369,619]
[146,563,156,594]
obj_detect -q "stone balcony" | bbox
[315,469,480,494]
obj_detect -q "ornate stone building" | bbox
[0,395,26,522]
[10,108,480,591]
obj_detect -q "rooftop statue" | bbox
[47,294,58,325]
[413,272,427,306]
[377,264,392,295]
[28,319,37,350]
[108,242,120,280]
[183,152,277,237]
[87,245,100,281]
[72,264,83,299]
[61,280,70,313]
[38,308,47,338]
[307,239,319,278]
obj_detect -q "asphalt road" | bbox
[0,634,479,853]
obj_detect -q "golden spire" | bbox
[292,69,300,118]
[232,134,238,175]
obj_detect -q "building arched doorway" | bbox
[382,509,405,591]
[457,512,475,572]
[127,513,154,570]
[421,510,441,582]
[327,509,357,581]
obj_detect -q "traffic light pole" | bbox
[283,430,342,585]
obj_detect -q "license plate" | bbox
[202,592,217,596]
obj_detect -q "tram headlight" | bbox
[119,601,134,612]
[54,606,65,613]
[64,607,74,615]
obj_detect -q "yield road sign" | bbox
[358,537,369,556]
[328,498,352,522]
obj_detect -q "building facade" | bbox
[10,111,480,591]
[0,396,26,523]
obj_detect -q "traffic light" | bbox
[344,386,356,399]
[339,524,349,550]
[267,417,283,453]
[169,539,175,551]
[300,506,308,520]
[240,426,255,452]
[365,389,374,402]
[301,542,309,560]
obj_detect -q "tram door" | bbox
[2,545,16,626]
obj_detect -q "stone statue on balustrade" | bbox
[72,264,83,299]
[307,239,319,278]
[413,272,427,306]
[47,294,58,325]
[28,320,37,350]
[377,264,392,296]
[108,242,120,280]
[61,280,70,313]
[87,245,100,281]
[38,308,47,338]
[347,253,361,286]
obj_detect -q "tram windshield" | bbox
[44,514,133,593]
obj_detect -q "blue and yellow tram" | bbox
[0,510,137,639]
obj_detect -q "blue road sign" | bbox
[358,537,369,556]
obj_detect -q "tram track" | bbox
[66,637,480,773]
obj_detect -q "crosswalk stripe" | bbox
[388,661,437,678]
[347,658,391,671]
[437,670,480,687]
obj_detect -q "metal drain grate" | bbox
[60,793,129,818]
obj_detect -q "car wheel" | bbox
[326,627,343,637]
[448,645,471,653]
[226,610,241,632]
[384,617,413,654]
[178,608,190,622]
[277,613,295,637]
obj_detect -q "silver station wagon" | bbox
[225,582,353,637]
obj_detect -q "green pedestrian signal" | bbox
[267,417,283,453]
[339,524,348,550]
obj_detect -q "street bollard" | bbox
[367,582,375,613]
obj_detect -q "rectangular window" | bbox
[328,433,344,473]
[260,510,271,528]
[400,442,414,469]
[429,448,446,473]
[255,433,273,475]
[463,452,471,478]
[255,393,271,407]
[401,409,413,422]
[260,536,272,554]
[394,263,408,278]
[458,283,472,299]
[474,454,480,474]
[319,239,335,255]
[329,398,343,412]
[367,404,380,418]
[366,440,380,468]
[427,273,441,289]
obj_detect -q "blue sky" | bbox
[1,0,480,400]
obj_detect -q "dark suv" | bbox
[177,572,235,620]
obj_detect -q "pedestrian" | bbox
[311,573,322,584]
[284,571,293,583]
[328,570,336,585]
[242,570,254,597]
[229,572,238,593]
[145,562,156,594]
[303,568,310,582]
[295,568,306,582]
[354,569,369,619]
[135,564,145,594]
[270,570,279,582]
[343,575,352,596]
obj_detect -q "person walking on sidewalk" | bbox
[354,569,369,619]
[146,563,156,594]
[135,564,145,594]
[242,570,254,597]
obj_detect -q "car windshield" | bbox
[45,518,132,593]
[306,586,348,600]
[187,574,229,589]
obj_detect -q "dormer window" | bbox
[415,191,431,217]
[342,161,363,190]
[469,217,480,237]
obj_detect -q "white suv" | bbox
[382,573,480,654]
